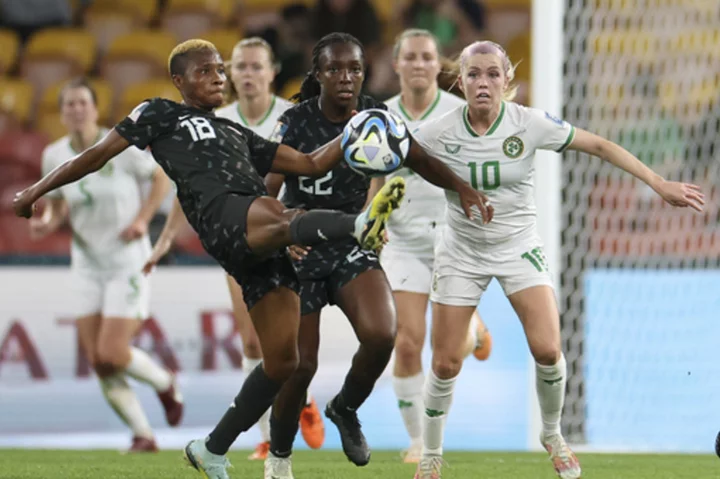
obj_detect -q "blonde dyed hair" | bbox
[449,40,518,102]
[168,39,218,75]
[224,37,276,103]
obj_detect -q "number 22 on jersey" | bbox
[298,171,333,195]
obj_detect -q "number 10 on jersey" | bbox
[468,161,500,190]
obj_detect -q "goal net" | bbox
[561,0,720,443]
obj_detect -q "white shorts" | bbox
[381,247,434,294]
[430,240,554,307]
[71,269,150,319]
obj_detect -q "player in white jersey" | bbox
[374,29,493,463]
[198,37,324,459]
[411,41,705,479]
[29,78,181,452]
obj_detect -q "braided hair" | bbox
[289,32,365,103]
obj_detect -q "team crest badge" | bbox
[444,143,461,154]
[502,136,524,158]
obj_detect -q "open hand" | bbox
[654,180,705,212]
[457,184,494,223]
[287,244,310,261]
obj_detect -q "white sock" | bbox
[422,370,457,456]
[244,357,271,442]
[305,391,313,406]
[99,373,153,439]
[535,354,567,437]
[392,372,425,444]
[125,347,172,392]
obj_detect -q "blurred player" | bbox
[29,77,179,452]
[215,37,324,460]
[375,28,493,463]
[262,33,493,479]
[410,40,705,479]
[13,39,425,479]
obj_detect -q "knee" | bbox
[94,341,129,371]
[263,346,299,383]
[533,347,562,366]
[361,328,396,359]
[243,339,263,360]
[394,330,424,366]
[431,353,463,380]
[293,355,318,387]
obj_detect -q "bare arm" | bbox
[121,167,172,242]
[269,137,343,177]
[13,130,130,218]
[142,197,187,274]
[137,167,172,225]
[405,139,493,222]
[265,173,286,198]
[568,128,704,211]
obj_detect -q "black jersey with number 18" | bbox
[115,97,279,235]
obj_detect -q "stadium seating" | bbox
[162,0,235,42]
[102,31,177,112]
[202,29,243,61]
[0,79,34,131]
[84,9,140,55]
[91,0,158,24]
[20,29,97,113]
[0,29,20,75]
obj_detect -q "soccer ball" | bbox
[341,109,410,177]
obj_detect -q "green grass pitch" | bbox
[0,449,716,478]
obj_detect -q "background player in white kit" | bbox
[372,29,493,463]
[411,41,705,479]
[29,78,181,452]
[149,37,325,460]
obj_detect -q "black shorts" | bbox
[293,238,381,316]
[201,194,300,310]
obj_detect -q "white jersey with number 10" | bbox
[413,101,575,251]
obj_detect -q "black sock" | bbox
[206,365,282,455]
[333,373,373,413]
[269,412,301,458]
[289,210,357,246]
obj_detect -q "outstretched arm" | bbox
[13,130,130,218]
[405,139,494,222]
[568,128,705,211]
[269,137,343,177]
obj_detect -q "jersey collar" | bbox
[463,101,505,137]
[236,95,277,127]
[397,89,441,122]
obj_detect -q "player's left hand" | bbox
[458,183,494,223]
[654,180,705,212]
[288,244,310,261]
[12,188,37,219]
[121,218,148,242]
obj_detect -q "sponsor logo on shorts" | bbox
[502,136,524,159]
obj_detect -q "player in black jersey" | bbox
[261,33,495,477]
[10,39,489,479]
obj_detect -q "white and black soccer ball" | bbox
[340,109,410,177]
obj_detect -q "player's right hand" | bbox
[457,183,494,224]
[12,188,37,219]
[288,244,310,261]
[142,237,172,275]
